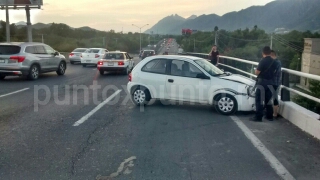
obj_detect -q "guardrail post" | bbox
[281,71,291,101]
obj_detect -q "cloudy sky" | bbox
[2,0,274,32]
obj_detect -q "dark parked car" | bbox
[141,50,155,59]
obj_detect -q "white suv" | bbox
[127,55,256,115]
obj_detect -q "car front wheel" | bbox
[56,62,66,75]
[214,94,238,115]
[132,87,150,106]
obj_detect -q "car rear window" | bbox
[73,48,87,52]
[103,53,124,60]
[144,51,154,55]
[85,49,100,53]
[0,45,21,55]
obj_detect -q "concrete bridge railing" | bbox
[183,52,320,140]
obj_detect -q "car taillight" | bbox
[10,56,25,63]
[118,61,124,66]
[95,54,100,58]
[69,53,74,56]
[98,61,103,65]
[129,73,132,82]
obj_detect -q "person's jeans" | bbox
[255,84,273,119]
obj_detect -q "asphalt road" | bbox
[1,41,320,180]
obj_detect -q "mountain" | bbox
[78,26,96,31]
[144,14,186,34]
[15,21,26,26]
[146,0,320,34]
[187,15,197,20]
[14,22,52,29]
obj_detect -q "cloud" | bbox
[6,0,274,32]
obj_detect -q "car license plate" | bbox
[86,60,91,62]
[108,62,114,66]
[0,60,5,63]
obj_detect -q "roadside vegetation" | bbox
[0,21,163,53]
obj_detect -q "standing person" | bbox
[209,45,219,66]
[271,50,282,118]
[250,46,277,122]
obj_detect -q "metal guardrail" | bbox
[184,52,320,105]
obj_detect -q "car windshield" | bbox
[194,59,224,76]
[103,53,124,60]
[73,48,87,52]
[0,45,21,55]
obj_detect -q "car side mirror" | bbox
[196,73,210,80]
[54,51,59,56]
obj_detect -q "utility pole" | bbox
[25,5,32,42]
[115,38,118,48]
[214,31,217,45]
[39,34,45,43]
[5,0,10,42]
[270,34,273,49]
[194,39,195,52]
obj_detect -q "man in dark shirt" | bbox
[209,45,219,66]
[251,46,278,122]
[271,50,282,118]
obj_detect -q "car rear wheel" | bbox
[82,64,86,67]
[28,65,40,80]
[132,87,150,106]
[70,61,74,65]
[56,62,66,75]
[99,70,104,75]
[214,94,238,115]
[0,75,5,80]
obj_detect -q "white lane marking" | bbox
[73,90,122,126]
[96,156,136,180]
[0,88,30,98]
[110,156,136,177]
[230,116,295,180]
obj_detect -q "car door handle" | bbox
[168,79,174,83]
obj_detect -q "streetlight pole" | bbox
[5,0,10,42]
[132,24,149,52]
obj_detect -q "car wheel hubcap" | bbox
[32,67,39,78]
[218,97,234,113]
[133,90,146,104]
[60,64,65,73]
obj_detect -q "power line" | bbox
[273,34,304,50]
[219,32,270,42]
[273,36,304,52]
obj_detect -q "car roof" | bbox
[149,55,203,61]
[0,42,47,46]
[88,48,106,50]
[107,51,127,53]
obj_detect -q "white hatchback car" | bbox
[97,51,134,75]
[127,55,256,115]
